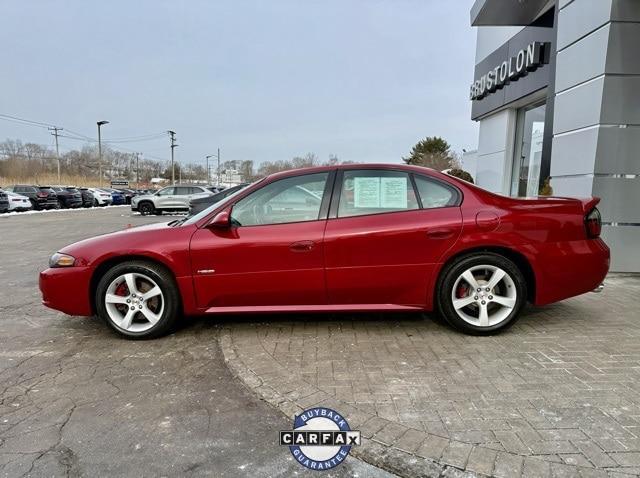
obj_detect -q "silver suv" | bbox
[131,185,213,215]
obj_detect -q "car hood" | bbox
[132,194,155,201]
[58,222,188,263]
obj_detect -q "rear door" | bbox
[323,169,462,306]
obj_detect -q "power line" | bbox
[0,113,55,129]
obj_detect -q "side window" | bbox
[157,187,175,196]
[337,170,418,218]
[231,173,328,226]
[191,187,205,194]
[174,187,191,196]
[414,175,458,209]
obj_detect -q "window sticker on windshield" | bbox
[381,177,407,208]
[354,177,380,208]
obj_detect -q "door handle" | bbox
[426,228,455,239]
[290,240,315,252]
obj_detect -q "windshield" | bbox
[180,180,262,226]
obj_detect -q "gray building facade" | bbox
[469,0,640,272]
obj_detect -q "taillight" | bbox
[585,207,602,238]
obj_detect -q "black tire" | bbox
[437,253,527,335]
[95,261,180,339]
[138,201,155,215]
[93,199,99,207]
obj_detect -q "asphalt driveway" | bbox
[0,208,392,478]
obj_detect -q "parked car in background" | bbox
[49,187,83,209]
[77,188,95,208]
[116,188,137,204]
[40,164,610,339]
[131,185,213,215]
[5,191,33,212]
[7,185,58,210]
[88,188,113,207]
[0,189,9,213]
[100,188,126,205]
[188,183,249,216]
[36,187,60,209]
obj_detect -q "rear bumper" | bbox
[39,266,94,316]
[531,238,610,305]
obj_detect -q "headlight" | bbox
[49,253,76,268]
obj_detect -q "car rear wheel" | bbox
[95,261,180,339]
[138,201,155,215]
[437,253,526,335]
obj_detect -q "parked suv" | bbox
[49,187,82,209]
[0,189,9,213]
[77,188,95,208]
[7,185,58,210]
[131,185,213,215]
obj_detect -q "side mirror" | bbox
[208,210,231,228]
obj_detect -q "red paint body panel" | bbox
[323,208,462,306]
[39,266,93,316]
[39,164,610,319]
[189,221,327,307]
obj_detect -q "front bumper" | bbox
[39,266,94,316]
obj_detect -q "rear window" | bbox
[413,175,459,208]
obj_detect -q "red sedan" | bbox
[40,164,609,339]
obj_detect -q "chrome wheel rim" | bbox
[451,265,517,328]
[104,273,164,333]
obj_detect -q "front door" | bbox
[189,171,333,308]
[323,169,462,306]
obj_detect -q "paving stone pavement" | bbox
[221,274,640,477]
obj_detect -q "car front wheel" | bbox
[95,261,180,339]
[437,253,526,335]
[138,201,154,215]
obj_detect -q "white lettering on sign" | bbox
[470,42,549,101]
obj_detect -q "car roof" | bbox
[262,163,442,182]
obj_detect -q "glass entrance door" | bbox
[511,102,546,197]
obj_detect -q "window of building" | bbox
[510,102,546,197]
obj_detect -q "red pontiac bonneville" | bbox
[40,164,610,339]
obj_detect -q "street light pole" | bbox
[97,121,109,187]
[206,149,221,186]
[217,147,221,186]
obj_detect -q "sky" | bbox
[1,0,478,168]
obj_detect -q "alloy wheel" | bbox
[450,265,517,327]
[104,272,164,333]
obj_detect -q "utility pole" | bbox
[168,130,177,185]
[48,127,63,183]
[135,153,141,189]
[97,121,109,187]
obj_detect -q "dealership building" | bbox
[467,0,640,272]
